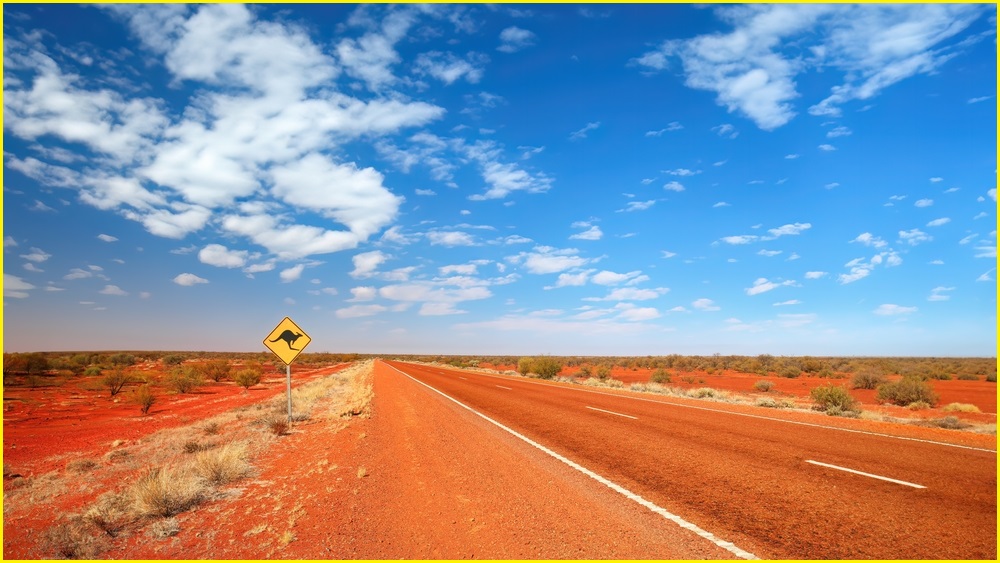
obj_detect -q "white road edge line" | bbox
[805,460,926,489]
[384,362,757,560]
[425,365,994,454]
[586,406,638,420]
[495,385,512,390]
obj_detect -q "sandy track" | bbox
[385,361,997,559]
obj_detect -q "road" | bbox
[381,360,996,559]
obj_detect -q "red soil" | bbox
[481,364,998,423]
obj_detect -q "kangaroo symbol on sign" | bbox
[270,329,304,351]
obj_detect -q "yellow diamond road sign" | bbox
[263,316,311,365]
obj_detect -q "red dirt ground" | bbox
[481,364,998,423]
[2,359,996,558]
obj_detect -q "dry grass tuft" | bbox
[84,491,135,537]
[193,442,251,486]
[942,402,981,413]
[42,518,108,559]
[129,467,205,518]
[65,458,99,473]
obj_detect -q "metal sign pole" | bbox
[286,363,292,425]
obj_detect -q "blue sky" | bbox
[3,3,996,356]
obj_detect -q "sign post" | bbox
[262,316,311,424]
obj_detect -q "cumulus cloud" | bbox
[569,225,603,241]
[4,274,35,298]
[99,285,128,296]
[851,232,888,248]
[198,244,248,268]
[509,246,590,275]
[351,250,388,278]
[279,264,305,282]
[173,273,208,286]
[497,26,536,53]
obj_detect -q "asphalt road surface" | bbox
[380,360,996,559]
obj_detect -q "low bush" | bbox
[85,492,135,537]
[517,356,562,379]
[233,368,262,390]
[810,384,860,416]
[650,368,672,384]
[692,387,716,398]
[851,368,886,390]
[986,372,997,383]
[200,359,232,383]
[134,384,155,415]
[876,376,938,407]
[956,373,980,381]
[102,368,133,397]
[166,367,201,394]
[753,380,774,392]
[267,416,289,436]
[907,401,931,410]
[162,354,186,366]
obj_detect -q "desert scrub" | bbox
[851,367,887,390]
[42,518,108,559]
[66,458,99,473]
[166,366,202,394]
[234,367,262,390]
[267,416,289,436]
[133,384,155,415]
[200,359,232,382]
[102,368,133,397]
[517,356,563,379]
[753,380,774,392]
[650,368,672,384]
[876,376,939,407]
[810,384,860,416]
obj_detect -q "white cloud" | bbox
[99,285,128,296]
[713,202,731,208]
[548,271,591,289]
[173,273,208,286]
[898,228,932,246]
[663,181,685,192]
[720,235,759,245]
[745,277,797,295]
[20,247,51,263]
[569,225,603,241]
[785,154,799,159]
[414,51,488,85]
[851,232,887,248]
[619,200,656,212]
[510,246,590,275]
[926,217,951,227]
[497,26,536,53]
[826,126,852,138]
[279,264,305,282]
[569,121,601,141]
[428,231,477,247]
[929,177,944,183]
[914,198,934,207]
[692,298,720,311]
[773,299,801,306]
[874,303,917,316]
[4,274,35,298]
[757,249,782,257]
[927,286,955,301]
[615,304,661,322]
[818,144,836,151]
[97,234,118,242]
[766,223,811,238]
[351,250,388,278]
[663,168,700,177]
[588,287,669,302]
[349,286,378,302]
[804,271,828,279]
[591,270,644,286]
[198,244,248,268]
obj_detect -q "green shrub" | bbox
[108,353,136,367]
[134,384,155,415]
[778,364,801,378]
[102,368,133,397]
[162,354,186,366]
[577,365,592,377]
[986,373,996,383]
[876,376,938,407]
[650,368,672,384]
[955,373,979,381]
[851,368,886,390]
[84,366,103,376]
[166,367,201,394]
[810,384,860,415]
[594,364,612,380]
[200,360,232,383]
[234,368,262,390]
[517,356,562,379]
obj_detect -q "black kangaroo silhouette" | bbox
[270,329,304,350]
